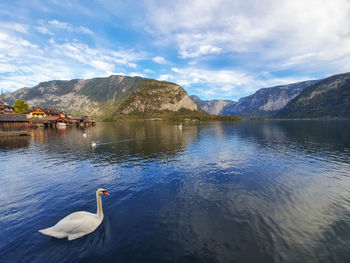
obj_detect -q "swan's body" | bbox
[39,188,110,241]
[177,124,182,130]
[83,133,87,137]
[91,141,96,147]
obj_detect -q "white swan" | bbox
[91,141,96,147]
[39,188,110,241]
[83,133,87,137]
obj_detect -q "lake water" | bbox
[1,120,350,263]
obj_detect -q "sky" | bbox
[1,0,350,100]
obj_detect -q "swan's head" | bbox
[97,188,110,196]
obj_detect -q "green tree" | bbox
[13,99,29,114]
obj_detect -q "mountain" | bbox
[221,80,318,118]
[115,79,197,117]
[276,72,350,118]
[189,95,236,115]
[5,75,197,119]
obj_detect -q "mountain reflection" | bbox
[23,122,201,165]
[228,120,350,157]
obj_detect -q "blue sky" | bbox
[1,0,350,100]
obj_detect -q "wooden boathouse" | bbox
[0,114,29,136]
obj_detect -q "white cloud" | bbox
[48,19,70,29]
[162,66,313,99]
[129,72,144,77]
[152,56,167,64]
[0,23,28,33]
[158,74,174,81]
[0,26,145,91]
[144,68,154,74]
[125,0,350,72]
[47,19,93,35]
[35,26,54,35]
[172,67,253,87]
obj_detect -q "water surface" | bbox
[1,120,350,262]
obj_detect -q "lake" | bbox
[1,120,350,263]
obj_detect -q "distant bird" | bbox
[83,133,87,137]
[91,141,96,147]
[177,124,182,130]
[39,188,110,240]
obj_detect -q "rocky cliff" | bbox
[117,79,197,115]
[221,80,318,118]
[276,73,350,118]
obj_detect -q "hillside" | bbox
[276,73,350,118]
[5,76,198,119]
[117,79,196,116]
[190,95,236,115]
[221,80,318,118]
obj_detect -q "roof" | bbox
[44,117,60,121]
[70,116,82,120]
[0,114,27,122]
[29,117,58,123]
[4,105,13,109]
[30,108,45,112]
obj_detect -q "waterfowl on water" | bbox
[39,188,110,241]
[83,133,87,137]
[91,141,96,147]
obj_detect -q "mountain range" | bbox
[4,72,350,119]
[5,76,197,119]
[276,72,350,118]
[192,73,350,119]
[191,80,318,118]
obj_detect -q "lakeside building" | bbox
[0,97,95,135]
[0,114,29,136]
[0,91,14,114]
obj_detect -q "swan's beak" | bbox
[103,191,110,195]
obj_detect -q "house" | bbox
[56,117,69,124]
[27,108,46,118]
[81,116,96,126]
[59,112,67,118]
[69,116,82,126]
[0,104,14,114]
[0,90,13,114]
[44,109,60,118]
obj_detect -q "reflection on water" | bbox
[1,121,350,262]
[0,136,30,149]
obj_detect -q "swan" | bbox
[39,188,110,241]
[83,133,87,137]
[91,141,96,147]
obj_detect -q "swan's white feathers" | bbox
[39,211,102,240]
[39,188,109,240]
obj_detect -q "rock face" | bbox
[276,73,350,118]
[221,80,318,118]
[191,81,316,118]
[117,79,197,114]
[190,95,235,115]
[5,76,196,118]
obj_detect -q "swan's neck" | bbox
[96,193,103,219]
